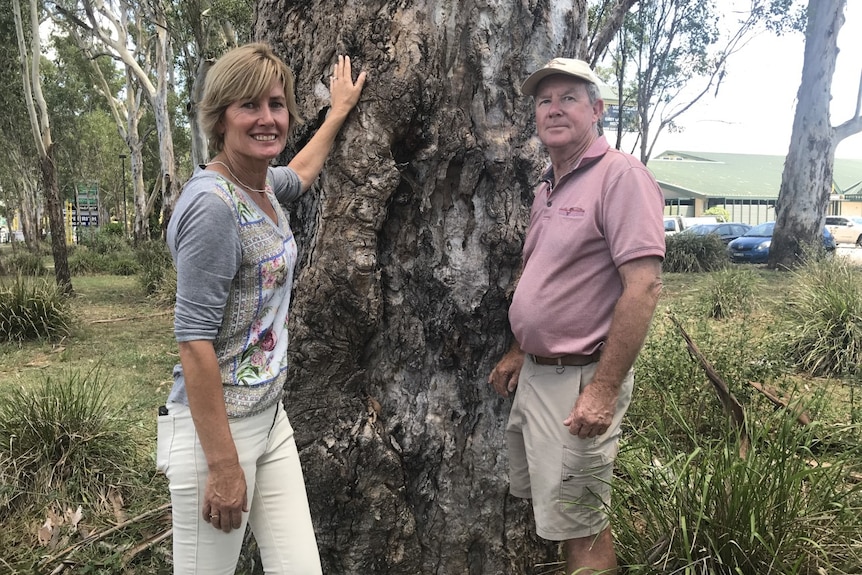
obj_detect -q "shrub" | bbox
[0,276,71,342]
[136,240,173,296]
[3,251,48,276]
[68,247,109,275]
[0,367,141,515]
[108,254,141,276]
[780,255,862,377]
[663,233,729,273]
[699,267,759,319]
[78,227,129,255]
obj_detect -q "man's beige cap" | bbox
[521,58,601,96]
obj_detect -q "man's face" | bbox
[534,75,603,153]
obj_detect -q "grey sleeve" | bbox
[269,166,303,205]
[168,186,241,342]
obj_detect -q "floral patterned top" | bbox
[166,166,302,418]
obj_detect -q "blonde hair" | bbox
[199,43,303,154]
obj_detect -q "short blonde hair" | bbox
[199,43,303,154]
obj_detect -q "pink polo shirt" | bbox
[509,136,665,357]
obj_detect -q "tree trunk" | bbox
[253,1,596,573]
[41,144,72,295]
[769,0,844,268]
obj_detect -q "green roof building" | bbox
[648,150,862,225]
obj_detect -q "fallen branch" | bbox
[668,311,749,457]
[123,527,172,564]
[748,380,812,425]
[89,310,173,324]
[38,502,172,569]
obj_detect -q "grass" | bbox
[0,266,176,574]
[1,242,861,574]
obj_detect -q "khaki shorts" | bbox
[506,355,633,541]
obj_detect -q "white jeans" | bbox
[157,401,322,575]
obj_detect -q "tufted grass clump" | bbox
[0,367,141,516]
[0,275,71,342]
[699,267,760,319]
[2,251,48,276]
[780,255,862,377]
[614,385,862,574]
[663,233,729,273]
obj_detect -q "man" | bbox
[488,58,665,574]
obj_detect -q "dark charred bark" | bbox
[250,1,603,573]
[41,144,73,296]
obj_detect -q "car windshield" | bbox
[744,222,774,237]
[686,224,717,234]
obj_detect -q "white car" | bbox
[824,216,862,246]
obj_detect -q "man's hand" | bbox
[563,380,617,438]
[488,347,525,398]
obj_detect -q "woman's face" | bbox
[218,80,289,163]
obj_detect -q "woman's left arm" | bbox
[289,55,367,191]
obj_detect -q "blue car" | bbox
[727,221,836,263]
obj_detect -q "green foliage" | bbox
[68,245,140,276]
[702,206,730,222]
[779,256,862,378]
[0,276,71,342]
[78,227,130,254]
[101,221,125,236]
[634,312,785,445]
[0,367,142,516]
[663,233,729,273]
[68,228,141,276]
[2,251,48,275]
[614,403,862,574]
[135,239,174,297]
[699,267,759,319]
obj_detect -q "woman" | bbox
[157,43,366,574]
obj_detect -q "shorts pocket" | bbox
[559,446,613,512]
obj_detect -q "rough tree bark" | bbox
[250,1,613,573]
[769,0,854,268]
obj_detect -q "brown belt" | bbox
[531,351,601,367]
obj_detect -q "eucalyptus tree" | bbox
[244,1,631,573]
[57,0,179,231]
[603,0,770,164]
[12,0,72,293]
[169,0,252,166]
[43,35,125,224]
[0,6,39,248]
[769,0,862,267]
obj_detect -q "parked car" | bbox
[683,222,751,244]
[824,215,862,246]
[664,215,723,235]
[727,221,835,263]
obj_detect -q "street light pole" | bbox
[119,154,128,237]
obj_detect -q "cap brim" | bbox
[520,69,599,97]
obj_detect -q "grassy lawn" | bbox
[1,248,860,574]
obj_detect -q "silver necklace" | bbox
[206,160,268,194]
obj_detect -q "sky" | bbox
[639,1,862,160]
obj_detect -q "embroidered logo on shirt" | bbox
[559,206,585,218]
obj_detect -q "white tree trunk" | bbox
[770,0,844,267]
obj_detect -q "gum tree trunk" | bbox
[770,0,854,268]
[255,1,593,573]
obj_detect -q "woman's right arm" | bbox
[178,340,248,533]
